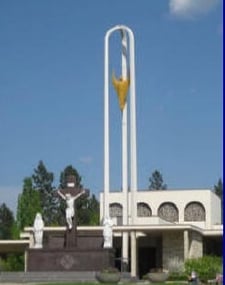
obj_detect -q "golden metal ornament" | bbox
[112,72,130,111]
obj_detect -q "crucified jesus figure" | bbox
[57,189,85,229]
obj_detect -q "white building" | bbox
[100,188,223,277]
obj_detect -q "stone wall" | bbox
[189,231,203,258]
[162,231,184,269]
[162,231,203,269]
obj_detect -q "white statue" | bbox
[33,212,44,248]
[103,216,114,248]
[57,189,85,229]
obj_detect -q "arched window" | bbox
[137,202,152,217]
[158,202,179,222]
[184,202,206,221]
[109,203,123,225]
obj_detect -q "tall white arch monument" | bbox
[103,25,138,270]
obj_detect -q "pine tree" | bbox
[0,203,14,239]
[214,178,223,223]
[149,170,167,190]
[16,177,41,230]
[214,178,223,199]
[32,161,58,225]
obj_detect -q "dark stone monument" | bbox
[27,175,115,271]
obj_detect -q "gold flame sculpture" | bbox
[112,72,130,111]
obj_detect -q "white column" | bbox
[184,230,189,260]
[128,28,137,224]
[121,28,128,226]
[130,230,137,278]
[104,29,111,219]
[121,28,129,271]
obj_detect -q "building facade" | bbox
[100,189,223,277]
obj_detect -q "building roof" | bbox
[0,240,30,253]
[0,223,222,254]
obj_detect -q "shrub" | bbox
[168,272,188,281]
[167,257,186,281]
[0,253,24,271]
[184,256,222,283]
[167,256,184,273]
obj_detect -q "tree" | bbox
[58,165,100,225]
[0,204,23,271]
[214,178,223,199]
[16,177,41,230]
[76,192,100,226]
[0,203,14,239]
[214,178,223,222]
[59,165,82,188]
[149,170,167,190]
[32,161,58,225]
[87,194,100,225]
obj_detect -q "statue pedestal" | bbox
[27,248,114,271]
[27,229,115,271]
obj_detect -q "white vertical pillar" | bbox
[128,29,137,224]
[130,230,137,278]
[121,29,129,270]
[104,31,110,219]
[184,230,189,260]
[121,28,128,226]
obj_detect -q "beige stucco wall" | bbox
[210,191,222,225]
[99,189,222,229]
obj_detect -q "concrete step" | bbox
[0,271,97,283]
[0,271,131,283]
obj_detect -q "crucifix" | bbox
[57,175,89,248]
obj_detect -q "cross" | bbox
[57,175,89,248]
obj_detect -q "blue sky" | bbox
[0,0,222,214]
